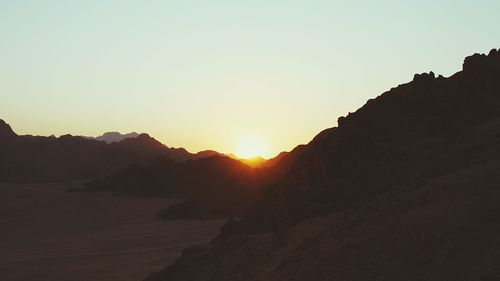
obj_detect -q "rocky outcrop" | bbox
[463,49,500,74]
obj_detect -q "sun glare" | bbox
[234,136,269,159]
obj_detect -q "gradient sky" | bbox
[1,0,499,157]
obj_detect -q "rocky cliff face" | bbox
[146,49,500,281]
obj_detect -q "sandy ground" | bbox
[0,183,225,281]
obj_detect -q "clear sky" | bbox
[1,0,499,158]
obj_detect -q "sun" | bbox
[234,135,269,159]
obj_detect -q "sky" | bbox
[1,0,499,158]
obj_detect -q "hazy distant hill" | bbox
[0,122,219,182]
[232,155,267,167]
[82,131,140,143]
[146,49,500,281]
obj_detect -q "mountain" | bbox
[93,131,140,143]
[0,123,218,182]
[157,155,269,219]
[80,145,303,219]
[78,145,301,218]
[192,150,221,160]
[258,151,288,167]
[85,132,220,161]
[237,156,267,167]
[226,152,296,168]
[0,119,16,138]
[146,49,500,281]
[82,154,273,218]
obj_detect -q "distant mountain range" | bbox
[145,49,500,281]
[0,119,290,218]
[0,122,219,182]
[82,131,140,143]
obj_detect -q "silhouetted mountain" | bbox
[82,154,272,218]
[225,151,295,168]
[92,131,140,143]
[80,157,183,196]
[259,151,288,167]
[192,150,221,160]
[158,155,269,219]
[81,145,303,218]
[0,124,219,182]
[261,145,306,175]
[237,156,267,167]
[146,49,500,281]
[0,119,16,138]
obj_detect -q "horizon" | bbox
[1,1,499,158]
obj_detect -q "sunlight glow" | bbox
[234,135,270,159]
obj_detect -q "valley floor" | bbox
[0,183,225,281]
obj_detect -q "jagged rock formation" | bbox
[146,49,500,281]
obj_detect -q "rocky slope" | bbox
[146,49,500,281]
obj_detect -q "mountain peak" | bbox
[0,119,17,138]
[95,131,140,143]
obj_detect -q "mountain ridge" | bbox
[0,122,220,182]
[81,131,140,143]
[145,49,500,281]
